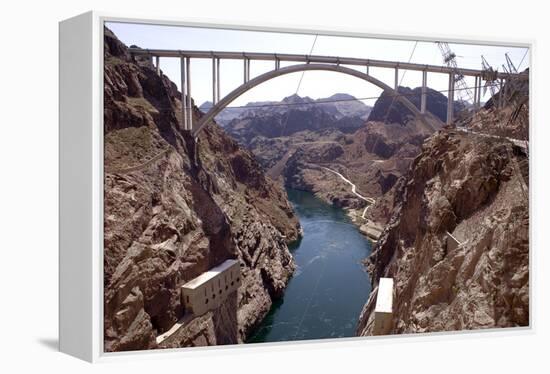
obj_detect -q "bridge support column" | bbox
[216,57,221,105]
[244,58,250,83]
[473,76,479,109]
[366,64,369,76]
[216,58,221,104]
[447,73,454,125]
[155,56,160,76]
[180,56,188,131]
[477,76,483,108]
[212,57,219,104]
[394,67,399,91]
[186,57,192,131]
[421,70,427,114]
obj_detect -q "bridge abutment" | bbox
[421,70,427,114]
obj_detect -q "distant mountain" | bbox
[199,99,280,126]
[200,93,372,127]
[224,94,371,142]
[368,86,465,124]
[199,101,261,126]
[316,93,371,119]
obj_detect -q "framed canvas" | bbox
[59,11,531,362]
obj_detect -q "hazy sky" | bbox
[106,22,529,107]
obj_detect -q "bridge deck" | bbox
[129,48,526,79]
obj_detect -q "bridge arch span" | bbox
[193,63,436,136]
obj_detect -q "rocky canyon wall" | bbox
[103,28,300,351]
[357,112,529,335]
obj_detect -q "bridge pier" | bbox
[155,56,160,76]
[394,67,399,91]
[421,70,427,114]
[216,58,221,104]
[477,75,483,108]
[212,56,220,105]
[447,73,455,125]
[473,76,479,109]
[186,57,192,131]
[244,57,250,83]
[180,56,188,131]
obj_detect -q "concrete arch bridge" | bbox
[129,48,524,137]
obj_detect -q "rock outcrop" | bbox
[103,28,300,351]
[367,86,464,124]
[357,123,529,335]
[467,72,529,140]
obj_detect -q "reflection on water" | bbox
[247,189,373,343]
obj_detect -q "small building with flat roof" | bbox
[373,277,394,335]
[181,259,241,316]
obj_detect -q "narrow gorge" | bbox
[102,23,530,351]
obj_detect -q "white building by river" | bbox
[181,259,241,316]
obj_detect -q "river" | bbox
[247,188,373,343]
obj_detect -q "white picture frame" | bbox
[59,10,533,363]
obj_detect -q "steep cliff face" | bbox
[468,74,529,141]
[357,124,529,335]
[103,28,300,351]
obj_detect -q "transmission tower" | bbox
[500,52,520,106]
[481,55,499,99]
[436,42,475,107]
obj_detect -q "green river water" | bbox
[247,188,373,343]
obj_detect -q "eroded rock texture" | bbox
[103,28,300,352]
[357,123,529,335]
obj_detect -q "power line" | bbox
[382,41,418,124]
[193,82,493,112]
[516,49,529,71]
[364,40,419,188]
[279,34,318,137]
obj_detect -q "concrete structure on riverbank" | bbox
[373,277,394,335]
[181,259,241,316]
[359,221,384,242]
